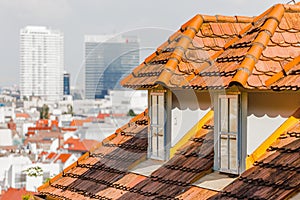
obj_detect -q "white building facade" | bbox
[20,26,64,102]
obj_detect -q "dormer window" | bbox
[214,92,247,174]
[148,89,171,160]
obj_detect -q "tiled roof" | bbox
[16,112,30,118]
[209,114,300,200]
[24,131,63,145]
[37,110,217,200]
[117,118,214,200]
[63,138,99,152]
[121,4,300,91]
[0,188,35,200]
[54,153,72,164]
[46,152,57,160]
[70,119,92,127]
[37,110,149,199]
[175,186,217,200]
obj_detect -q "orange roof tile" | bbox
[16,112,30,119]
[70,119,92,127]
[37,110,149,199]
[37,109,217,200]
[63,138,99,152]
[54,153,72,163]
[0,188,35,200]
[176,186,217,200]
[46,152,57,160]
[121,3,300,92]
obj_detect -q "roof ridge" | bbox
[230,4,285,87]
[203,15,253,23]
[155,15,203,86]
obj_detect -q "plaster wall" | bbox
[171,91,212,146]
[247,92,300,154]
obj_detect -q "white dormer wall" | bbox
[247,92,300,154]
[63,154,77,170]
[171,91,212,146]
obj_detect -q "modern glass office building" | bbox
[63,72,70,95]
[84,35,139,99]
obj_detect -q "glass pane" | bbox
[158,95,164,126]
[229,97,238,133]
[229,135,237,170]
[151,95,157,125]
[220,98,228,132]
[151,127,158,157]
[220,135,228,169]
[157,127,164,158]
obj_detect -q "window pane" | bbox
[150,92,165,160]
[220,98,228,132]
[151,95,157,125]
[157,126,164,158]
[220,134,228,169]
[151,126,158,157]
[158,95,164,126]
[229,135,237,170]
[229,97,238,133]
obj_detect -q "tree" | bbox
[67,104,74,115]
[23,166,43,177]
[22,194,34,200]
[40,104,49,119]
[127,109,137,117]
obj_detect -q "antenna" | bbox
[286,0,296,4]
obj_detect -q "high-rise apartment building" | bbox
[20,26,64,101]
[84,35,139,99]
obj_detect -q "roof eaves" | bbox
[230,4,285,87]
[155,15,204,86]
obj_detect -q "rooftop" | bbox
[121,3,300,92]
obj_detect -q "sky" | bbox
[0,0,286,87]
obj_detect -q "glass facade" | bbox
[63,73,70,95]
[85,35,139,99]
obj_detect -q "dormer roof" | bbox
[121,4,300,91]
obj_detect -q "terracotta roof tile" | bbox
[63,138,99,152]
[176,186,217,200]
[54,153,72,163]
[0,188,35,200]
[38,110,149,200]
[121,3,300,92]
[37,110,216,200]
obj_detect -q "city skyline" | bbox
[0,0,284,87]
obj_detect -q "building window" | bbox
[218,94,239,174]
[214,92,247,175]
[148,90,171,160]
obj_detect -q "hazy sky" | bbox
[0,0,285,87]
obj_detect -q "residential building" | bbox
[36,2,300,200]
[84,35,139,99]
[20,26,64,102]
